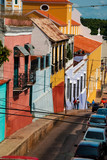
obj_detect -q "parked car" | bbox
[83,127,107,149]
[1,156,39,160]
[97,108,107,117]
[74,140,104,160]
[92,103,101,112]
[87,114,107,129]
[101,97,107,104]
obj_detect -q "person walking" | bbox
[77,98,80,110]
[73,98,77,109]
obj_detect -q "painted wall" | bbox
[23,2,72,34]
[31,26,51,56]
[4,34,32,137]
[32,57,54,119]
[87,45,102,103]
[0,83,6,142]
[65,56,87,110]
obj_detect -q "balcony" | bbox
[13,70,36,92]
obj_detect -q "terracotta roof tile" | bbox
[0,79,9,85]
[31,18,69,42]
[28,10,67,26]
[22,0,72,4]
[74,35,102,53]
[71,20,80,26]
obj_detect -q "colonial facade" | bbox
[65,54,87,110]
[31,18,69,113]
[0,18,34,137]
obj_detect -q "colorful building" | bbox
[31,18,69,113]
[0,18,35,137]
[22,0,73,34]
[0,80,8,142]
[74,35,102,103]
[65,53,87,110]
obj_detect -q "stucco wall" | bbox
[31,25,51,56]
[32,61,54,118]
[4,34,32,137]
[87,45,102,103]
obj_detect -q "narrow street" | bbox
[25,111,91,160]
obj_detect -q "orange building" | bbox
[22,0,73,34]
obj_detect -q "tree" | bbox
[0,41,10,67]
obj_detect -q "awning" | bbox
[14,46,29,56]
[24,43,35,56]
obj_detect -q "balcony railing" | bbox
[13,70,36,91]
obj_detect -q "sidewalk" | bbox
[0,109,89,157]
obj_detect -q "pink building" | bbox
[0,18,35,136]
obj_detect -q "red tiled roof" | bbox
[27,10,67,26]
[71,20,80,26]
[74,35,102,53]
[0,80,9,85]
[22,0,72,4]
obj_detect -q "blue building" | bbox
[0,80,8,142]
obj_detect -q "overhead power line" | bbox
[0,111,88,125]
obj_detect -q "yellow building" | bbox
[22,0,73,34]
[74,35,102,103]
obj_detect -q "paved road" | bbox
[25,111,91,160]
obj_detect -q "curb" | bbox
[0,109,89,157]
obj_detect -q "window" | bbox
[55,46,58,72]
[40,57,44,70]
[67,79,70,99]
[77,80,79,97]
[63,45,65,67]
[86,131,104,140]
[31,58,38,71]
[40,4,49,11]
[46,55,49,67]
[59,45,62,69]
[51,47,54,75]
[70,83,72,102]
[15,0,18,4]
[73,84,76,98]
[84,73,86,88]
[1,0,4,4]
[80,76,83,92]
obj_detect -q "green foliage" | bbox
[80,17,107,36]
[67,44,73,60]
[0,41,10,67]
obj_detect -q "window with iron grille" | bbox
[31,58,38,71]
[77,80,79,97]
[84,73,86,88]
[67,79,70,99]
[70,83,72,102]
[80,76,83,92]
[46,55,49,67]
[40,57,44,70]
[73,84,76,98]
